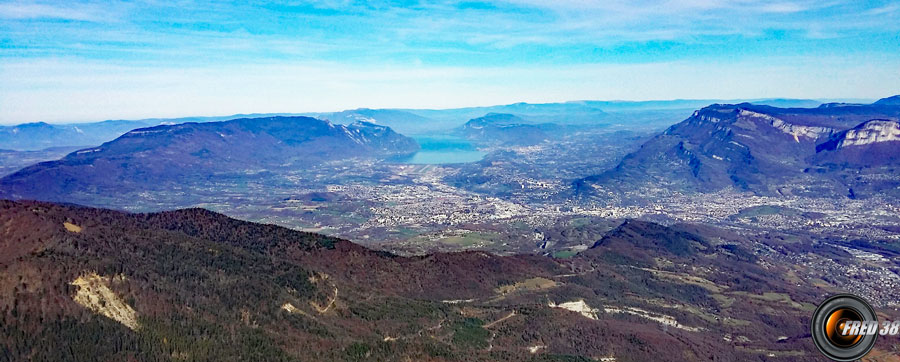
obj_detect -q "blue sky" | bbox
[1,0,899,124]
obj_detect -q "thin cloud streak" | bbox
[0,1,124,21]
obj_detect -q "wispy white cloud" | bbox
[0,1,123,21]
[2,0,897,58]
[758,2,807,13]
[868,3,900,15]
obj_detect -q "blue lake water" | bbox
[397,135,486,164]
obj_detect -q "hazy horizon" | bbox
[0,95,884,126]
[2,0,899,124]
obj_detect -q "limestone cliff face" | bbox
[831,120,900,148]
[577,100,900,197]
[813,120,900,168]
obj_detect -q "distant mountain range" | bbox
[873,95,900,106]
[0,120,148,151]
[0,98,836,151]
[4,97,897,204]
[577,96,900,198]
[403,98,824,123]
[0,113,308,151]
[316,108,438,134]
[337,101,805,135]
[0,117,417,201]
[458,113,560,146]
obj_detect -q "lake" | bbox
[397,135,486,164]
